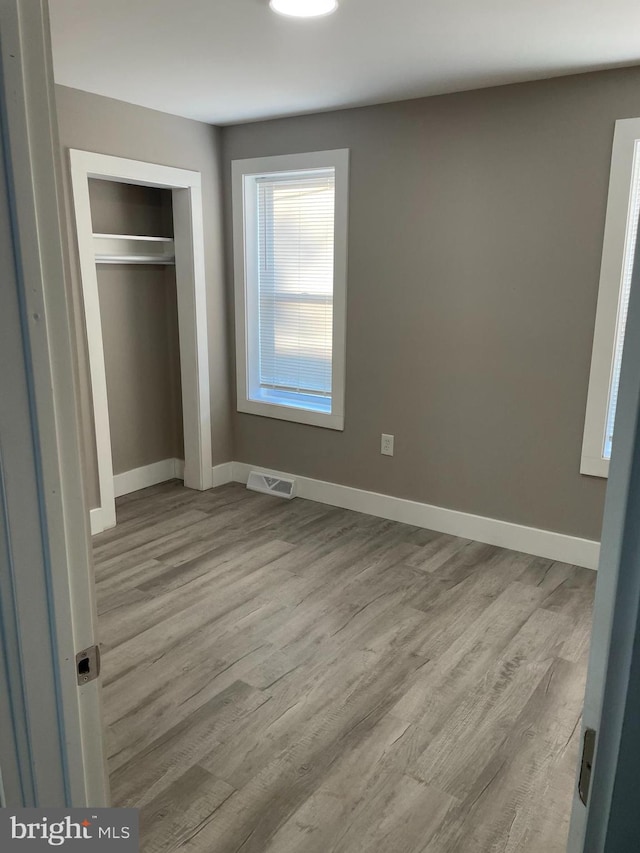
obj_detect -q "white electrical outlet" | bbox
[381,434,394,456]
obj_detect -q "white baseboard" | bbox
[229,462,600,570]
[91,458,184,534]
[211,461,234,487]
[113,458,184,498]
[108,459,598,569]
[89,507,105,536]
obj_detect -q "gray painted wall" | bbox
[56,67,640,538]
[96,265,184,475]
[55,85,231,508]
[89,178,173,237]
[221,67,640,541]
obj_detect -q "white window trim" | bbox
[232,149,349,431]
[582,118,640,478]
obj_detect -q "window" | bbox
[582,118,640,477]
[232,150,349,430]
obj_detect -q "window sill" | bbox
[237,397,344,430]
[581,455,610,478]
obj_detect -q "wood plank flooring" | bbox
[93,480,596,853]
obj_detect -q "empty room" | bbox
[3,1,640,852]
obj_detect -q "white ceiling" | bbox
[49,0,640,126]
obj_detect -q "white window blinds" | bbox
[604,150,640,459]
[256,169,335,405]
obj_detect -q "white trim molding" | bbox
[232,149,349,431]
[69,149,213,531]
[212,461,235,487]
[96,460,600,569]
[582,117,640,478]
[230,463,600,570]
[89,508,105,536]
[101,459,601,566]
[113,458,184,498]
[90,459,227,535]
[0,0,109,805]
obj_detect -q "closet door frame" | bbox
[69,150,213,532]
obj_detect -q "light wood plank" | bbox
[95,482,594,853]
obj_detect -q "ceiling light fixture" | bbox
[269,0,338,19]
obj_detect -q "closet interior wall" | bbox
[88,179,184,481]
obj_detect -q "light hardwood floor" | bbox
[93,481,596,853]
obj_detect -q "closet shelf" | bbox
[93,233,175,265]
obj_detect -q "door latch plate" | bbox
[76,644,101,685]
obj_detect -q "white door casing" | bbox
[0,0,109,807]
[69,150,213,533]
[567,203,640,849]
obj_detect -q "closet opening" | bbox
[70,150,212,533]
[91,180,185,512]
